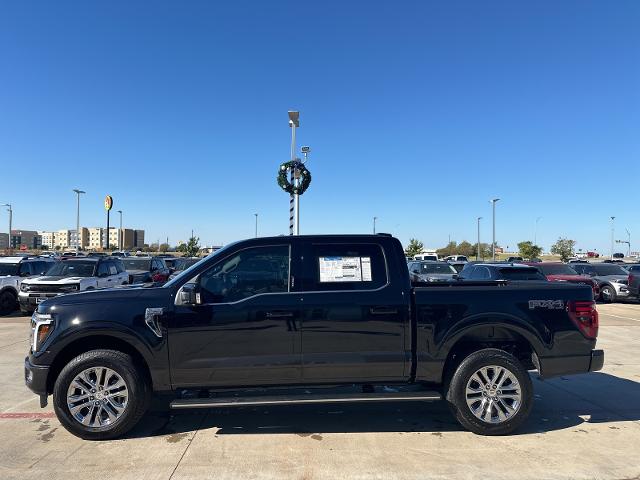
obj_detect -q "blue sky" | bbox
[1,1,638,253]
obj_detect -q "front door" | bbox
[168,243,302,388]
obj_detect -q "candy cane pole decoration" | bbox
[288,111,299,235]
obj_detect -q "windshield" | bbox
[539,264,579,275]
[45,261,96,277]
[593,264,628,276]
[122,259,152,270]
[174,258,201,271]
[165,244,233,288]
[0,263,19,276]
[499,268,546,281]
[417,263,456,274]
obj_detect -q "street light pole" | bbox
[373,217,378,234]
[117,210,123,250]
[2,203,12,252]
[626,228,631,257]
[610,216,615,259]
[490,198,500,261]
[254,213,258,238]
[477,217,482,261]
[72,190,85,252]
[534,216,542,245]
[288,111,299,236]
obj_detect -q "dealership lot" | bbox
[1,303,639,480]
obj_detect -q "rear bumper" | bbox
[538,349,604,379]
[24,357,49,397]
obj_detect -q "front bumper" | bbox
[18,291,61,310]
[24,356,50,398]
[538,349,604,378]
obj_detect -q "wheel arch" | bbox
[46,335,153,394]
[439,320,541,387]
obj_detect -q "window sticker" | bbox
[319,256,372,282]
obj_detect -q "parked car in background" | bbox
[407,261,458,283]
[613,253,625,259]
[168,257,201,280]
[122,256,170,284]
[570,263,630,302]
[444,255,468,263]
[587,251,600,258]
[111,251,131,257]
[627,265,640,298]
[18,257,128,314]
[39,251,60,259]
[506,256,524,263]
[448,261,468,273]
[0,256,56,315]
[459,263,547,282]
[524,262,599,297]
[413,253,438,261]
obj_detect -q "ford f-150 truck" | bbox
[24,234,603,440]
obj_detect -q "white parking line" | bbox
[599,313,640,322]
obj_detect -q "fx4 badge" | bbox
[529,299,565,310]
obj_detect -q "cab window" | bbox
[198,245,290,303]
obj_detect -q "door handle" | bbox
[370,307,398,315]
[265,311,294,318]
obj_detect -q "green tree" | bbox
[550,237,576,262]
[436,241,457,258]
[457,241,475,258]
[178,236,200,257]
[517,241,543,260]
[159,243,170,253]
[404,238,424,258]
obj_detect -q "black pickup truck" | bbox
[25,234,603,440]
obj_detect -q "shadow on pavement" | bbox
[125,371,640,439]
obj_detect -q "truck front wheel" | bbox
[53,349,150,440]
[446,348,533,435]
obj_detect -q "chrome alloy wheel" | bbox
[66,367,129,428]
[465,365,522,424]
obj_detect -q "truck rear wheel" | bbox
[446,348,533,435]
[53,349,150,440]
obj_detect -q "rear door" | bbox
[297,240,409,383]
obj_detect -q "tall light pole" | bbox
[626,228,631,257]
[288,111,299,235]
[373,216,378,234]
[254,213,258,238]
[1,203,12,251]
[534,216,542,246]
[490,198,500,261]
[72,190,85,252]
[610,216,615,259]
[117,210,123,250]
[477,217,482,261]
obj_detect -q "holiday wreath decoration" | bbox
[277,160,312,195]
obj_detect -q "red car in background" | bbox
[523,262,600,297]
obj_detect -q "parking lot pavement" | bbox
[1,304,639,480]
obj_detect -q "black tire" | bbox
[600,284,616,303]
[53,349,150,440]
[20,306,34,315]
[0,290,17,316]
[446,348,533,435]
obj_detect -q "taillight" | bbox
[567,300,599,339]
[630,274,635,285]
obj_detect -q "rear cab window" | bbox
[302,243,388,291]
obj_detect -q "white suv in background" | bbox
[18,257,128,313]
[0,256,55,315]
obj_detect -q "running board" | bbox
[170,391,442,409]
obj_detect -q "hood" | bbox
[38,286,147,308]
[596,275,628,282]
[547,274,594,283]
[24,276,87,284]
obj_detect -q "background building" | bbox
[39,231,54,249]
[10,230,42,250]
[0,233,8,250]
[53,230,71,250]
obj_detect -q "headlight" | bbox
[30,312,55,352]
[60,284,80,292]
[20,284,29,292]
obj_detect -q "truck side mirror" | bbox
[177,282,201,306]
